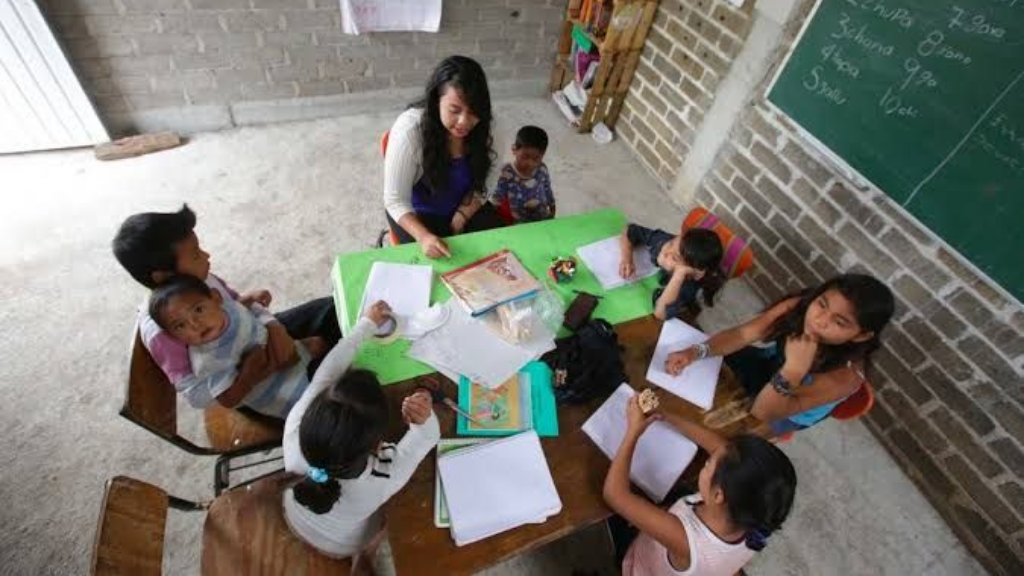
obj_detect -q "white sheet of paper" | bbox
[340,0,442,34]
[582,384,698,502]
[439,430,562,546]
[359,262,432,320]
[408,300,550,389]
[577,236,659,290]
[646,319,722,410]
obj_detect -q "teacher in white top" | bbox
[383,55,503,259]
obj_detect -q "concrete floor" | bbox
[0,97,984,575]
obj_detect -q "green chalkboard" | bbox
[768,0,1023,301]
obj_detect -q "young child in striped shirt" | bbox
[148,275,325,419]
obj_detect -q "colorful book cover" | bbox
[434,438,492,528]
[440,249,540,316]
[457,361,559,438]
[464,375,533,434]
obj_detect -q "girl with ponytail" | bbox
[604,396,797,575]
[282,301,439,570]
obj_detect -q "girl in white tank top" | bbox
[604,395,797,576]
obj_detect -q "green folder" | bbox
[456,361,559,437]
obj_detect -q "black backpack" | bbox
[541,318,627,405]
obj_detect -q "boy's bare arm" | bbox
[217,347,278,407]
[265,322,299,368]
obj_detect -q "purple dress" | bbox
[411,156,472,218]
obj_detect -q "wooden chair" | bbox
[123,328,283,492]
[91,474,352,576]
[683,207,754,279]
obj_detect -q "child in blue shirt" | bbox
[490,126,556,223]
[619,223,725,320]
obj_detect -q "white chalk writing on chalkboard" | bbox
[917,30,972,65]
[843,0,915,28]
[948,6,1006,39]
[905,71,1024,207]
[803,66,848,105]
[833,13,896,55]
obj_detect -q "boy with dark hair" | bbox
[490,125,556,223]
[112,204,340,412]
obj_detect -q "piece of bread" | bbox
[638,389,660,414]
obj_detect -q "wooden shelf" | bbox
[569,18,605,52]
[549,0,660,133]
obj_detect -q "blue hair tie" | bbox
[306,466,329,484]
[745,528,770,551]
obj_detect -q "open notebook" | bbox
[437,430,562,546]
[582,384,698,503]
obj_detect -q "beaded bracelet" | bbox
[770,372,795,397]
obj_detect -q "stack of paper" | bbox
[437,430,562,546]
[408,299,554,389]
[582,384,698,502]
[577,236,659,290]
[646,319,723,410]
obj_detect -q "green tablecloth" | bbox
[332,208,660,384]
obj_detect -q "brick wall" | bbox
[619,1,1024,574]
[616,0,754,187]
[41,0,563,133]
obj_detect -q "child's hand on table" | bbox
[365,300,392,326]
[240,289,272,308]
[619,253,635,279]
[625,394,660,438]
[402,390,434,425]
[665,348,697,376]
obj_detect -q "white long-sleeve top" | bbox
[383,108,427,222]
[282,317,440,557]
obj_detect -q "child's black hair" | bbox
[713,434,797,551]
[680,228,725,307]
[147,274,213,331]
[293,369,389,514]
[514,125,549,153]
[112,204,196,288]
[767,273,895,374]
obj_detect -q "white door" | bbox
[0,0,108,154]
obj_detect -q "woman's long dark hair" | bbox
[412,55,494,197]
[713,435,797,551]
[680,228,725,307]
[767,273,895,374]
[292,369,388,514]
